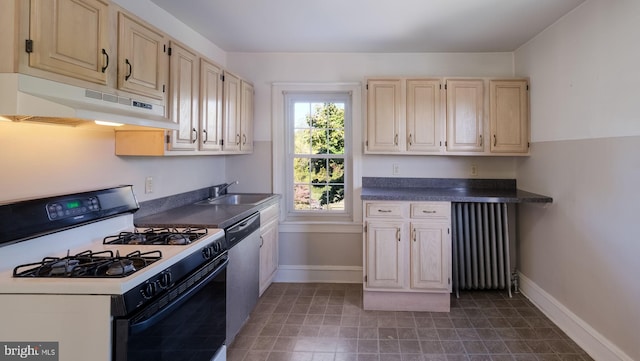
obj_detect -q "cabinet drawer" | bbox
[365,203,405,218]
[410,202,450,219]
[260,204,279,223]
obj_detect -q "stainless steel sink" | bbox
[196,193,272,205]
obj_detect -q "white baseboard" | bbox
[519,273,633,361]
[273,265,363,283]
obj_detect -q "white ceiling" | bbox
[150,0,585,53]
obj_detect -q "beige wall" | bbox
[515,0,640,359]
[0,122,226,202]
[226,51,520,271]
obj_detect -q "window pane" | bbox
[327,185,345,210]
[311,185,327,210]
[293,158,310,183]
[327,128,344,154]
[294,129,311,154]
[328,158,344,182]
[310,158,327,183]
[293,184,312,210]
[294,103,311,128]
[310,129,327,154]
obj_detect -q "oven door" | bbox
[113,255,227,361]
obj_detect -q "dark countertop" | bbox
[134,195,281,229]
[361,177,552,203]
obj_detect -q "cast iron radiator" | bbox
[451,202,512,297]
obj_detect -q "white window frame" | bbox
[272,83,362,233]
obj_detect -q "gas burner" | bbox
[105,259,135,276]
[103,227,208,245]
[49,259,80,276]
[13,250,162,278]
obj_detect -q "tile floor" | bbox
[227,283,593,361]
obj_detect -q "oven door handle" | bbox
[129,258,228,334]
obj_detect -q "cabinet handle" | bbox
[396,228,400,242]
[413,228,416,242]
[242,134,247,145]
[377,209,392,213]
[479,134,483,147]
[236,134,241,145]
[192,128,198,143]
[394,134,398,146]
[422,210,436,214]
[101,49,109,73]
[493,134,497,147]
[203,129,208,143]
[259,236,264,248]
[125,59,132,80]
[409,133,413,146]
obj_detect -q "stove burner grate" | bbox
[102,227,208,245]
[13,250,162,278]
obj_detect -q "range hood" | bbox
[0,73,178,130]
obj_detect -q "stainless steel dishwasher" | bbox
[225,212,260,345]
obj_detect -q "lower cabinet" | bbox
[259,203,279,296]
[363,201,451,312]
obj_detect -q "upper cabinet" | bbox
[199,59,224,152]
[407,79,443,153]
[445,79,484,153]
[240,80,254,153]
[490,79,529,154]
[117,12,167,100]
[365,77,529,156]
[28,0,110,85]
[221,72,254,153]
[366,79,403,153]
[167,41,199,151]
[222,71,242,152]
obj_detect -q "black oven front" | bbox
[112,252,228,361]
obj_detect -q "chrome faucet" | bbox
[212,181,238,198]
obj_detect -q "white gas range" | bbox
[0,186,227,361]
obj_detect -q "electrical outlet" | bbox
[470,164,478,177]
[392,164,400,175]
[145,176,153,194]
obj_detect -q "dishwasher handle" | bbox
[225,212,260,249]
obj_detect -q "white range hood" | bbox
[0,73,178,130]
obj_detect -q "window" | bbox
[272,83,362,230]
[286,93,350,218]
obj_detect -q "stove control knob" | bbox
[141,282,157,299]
[202,247,212,260]
[212,243,220,253]
[157,271,172,289]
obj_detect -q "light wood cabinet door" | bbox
[118,12,166,100]
[406,79,442,153]
[365,221,405,289]
[259,218,279,295]
[199,59,224,151]
[29,0,110,84]
[410,222,451,291]
[446,79,484,152]
[223,71,241,151]
[366,79,403,152]
[167,41,198,151]
[240,80,254,152]
[490,80,529,153]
